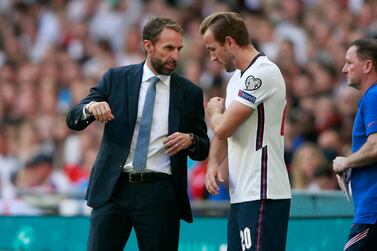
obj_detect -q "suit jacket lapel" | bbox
[169,74,184,135]
[127,62,144,135]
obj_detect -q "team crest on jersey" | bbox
[244,75,262,91]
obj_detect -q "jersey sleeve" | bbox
[364,90,377,136]
[233,66,278,109]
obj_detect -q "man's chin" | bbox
[348,82,359,90]
[223,62,236,72]
[225,66,236,72]
[162,66,176,75]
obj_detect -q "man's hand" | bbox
[163,132,192,156]
[207,97,225,118]
[88,101,115,122]
[333,156,349,174]
[205,164,225,195]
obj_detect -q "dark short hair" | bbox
[351,38,377,71]
[199,12,250,47]
[26,153,53,168]
[142,17,183,44]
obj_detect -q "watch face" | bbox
[192,134,197,145]
[189,133,195,145]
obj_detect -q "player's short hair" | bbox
[143,17,183,44]
[200,12,250,47]
[351,38,377,71]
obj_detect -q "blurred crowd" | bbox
[0,0,376,215]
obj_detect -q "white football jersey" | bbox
[225,54,291,204]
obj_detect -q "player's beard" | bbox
[223,52,236,72]
[151,57,177,75]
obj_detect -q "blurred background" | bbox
[0,0,376,250]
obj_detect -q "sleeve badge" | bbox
[245,75,262,91]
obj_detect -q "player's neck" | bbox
[236,45,259,72]
[360,74,377,95]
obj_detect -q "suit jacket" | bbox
[66,62,210,222]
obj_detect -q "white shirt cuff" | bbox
[81,101,96,120]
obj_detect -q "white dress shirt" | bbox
[81,63,172,174]
[123,63,171,174]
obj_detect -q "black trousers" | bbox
[88,173,180,251]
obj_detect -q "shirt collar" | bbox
[142,62,170,87]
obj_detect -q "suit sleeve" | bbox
[187,88,210,161]
[66,69,113,131]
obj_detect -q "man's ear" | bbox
[225,36,234,47]
[364,59,374,74]
[143,40,153,54]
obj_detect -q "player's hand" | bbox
[88,101,114,123]
[163,132,192,156]
[207,97,225,118]
[332,156,349,174]
[205,164,224,195]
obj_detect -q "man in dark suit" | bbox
[66,17,209,251]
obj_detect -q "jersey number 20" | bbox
[240,227,252,250]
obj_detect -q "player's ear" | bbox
[225,36,234,47]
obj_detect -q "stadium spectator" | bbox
[311,163,339,191]
[290,142,328,190]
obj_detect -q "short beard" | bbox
[151,57,176,75]
[224,53,236,72]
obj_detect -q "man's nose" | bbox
[171,49,180,61]
[342,65,347,73]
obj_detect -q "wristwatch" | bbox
[84,101,95,115]
[84,105,92,115]
[188,133,198,151]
